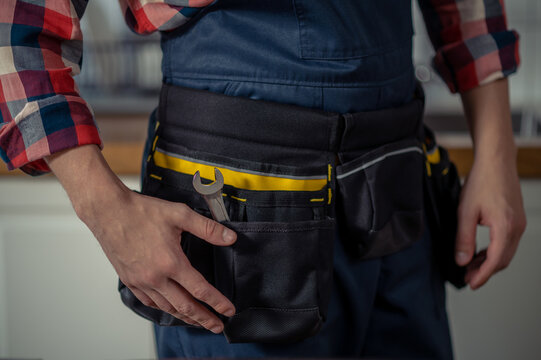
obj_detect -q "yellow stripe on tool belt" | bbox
[153,149,328,192]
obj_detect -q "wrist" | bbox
[72,173,132,224]
[473,135,518,165]
[44,144,132,221]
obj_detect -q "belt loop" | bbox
[414,82,426,141]
[329,114,345,153]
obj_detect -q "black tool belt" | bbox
[119,83,464,344]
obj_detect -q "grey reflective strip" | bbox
[336,147,423,180]
[156,147,328,180]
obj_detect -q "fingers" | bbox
[173,251,236,318]
[130,287,158,309]
[131,279,226,332]
[155,281,225,333]
[455,204,479,266]
[129,286,198,326]
[464,207,524,289]
[464,249,487,285]
[145,289,201,327]
[126,248,235,333]
[467,220,517,289]
[174,204,237,246]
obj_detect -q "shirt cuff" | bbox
[433,30,520,93]
[0,95,103,176]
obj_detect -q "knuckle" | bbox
[177,258,191,274]
[204,219,218,238]
[159,257,179,277]
[177,203,190,219]
[213,302,231,314]
[517,215,527,234]
[177,303,195,317]
[122,277,136,288]
[129,279,144,289]
[198,318,215,329]
[163,304,177,314]
[503,216,514,233]
[142,272,162,288]
[140,298,154,307]
[192,286,212,301]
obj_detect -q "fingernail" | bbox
[224,308,235,317]
[210,325,223,334]
[456,251,469,265]
[223,229,236,243]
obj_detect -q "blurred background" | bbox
[0,0,540,359]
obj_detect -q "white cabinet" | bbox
[0,176,155,360]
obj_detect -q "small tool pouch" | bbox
[422,126,467,288]
[335,137,425,259]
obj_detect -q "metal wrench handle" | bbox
[192,168,230,222]
[202,194,230,222]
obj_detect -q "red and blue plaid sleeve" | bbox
[418,0,520,93]
[0,0,102,176]
[0,0,216,176]
[121,0,216,34]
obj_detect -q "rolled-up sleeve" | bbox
[417,0,520,93]
[0,0,102,176]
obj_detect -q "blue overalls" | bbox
[142,0,454,358]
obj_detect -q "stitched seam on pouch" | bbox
[336,146,423,180]
[155,147,327,180]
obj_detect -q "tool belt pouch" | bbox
[422,126,467,288]
[118,86,336,344]
[336,138,425,259]
[334,88,427,260]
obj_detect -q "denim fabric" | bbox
[160,0,416,113]
[149,0,453,357]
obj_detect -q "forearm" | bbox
[460,78,517,163]
[44,144,130,220]
[455,77,526,288]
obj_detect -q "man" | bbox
[0,0,526,358]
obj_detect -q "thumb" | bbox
[455,205,478,266]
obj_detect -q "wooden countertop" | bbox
[1,115,540,178]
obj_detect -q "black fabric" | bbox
[118,83,460,343]
[336,138,425,260]
[423,127,467,288]
[158,83,424,155]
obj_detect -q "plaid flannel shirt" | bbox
[0,0,520,175]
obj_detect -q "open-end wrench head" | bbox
[192,168,225,196]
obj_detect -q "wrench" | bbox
[192,168,230,222]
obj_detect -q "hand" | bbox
[44,144,237,334]
[457,78,527,290]
[455,154,526,289]
[82,188,238,333]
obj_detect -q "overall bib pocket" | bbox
[292,0,413,60]
[336,138,425,259]
[120,135,336,343]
